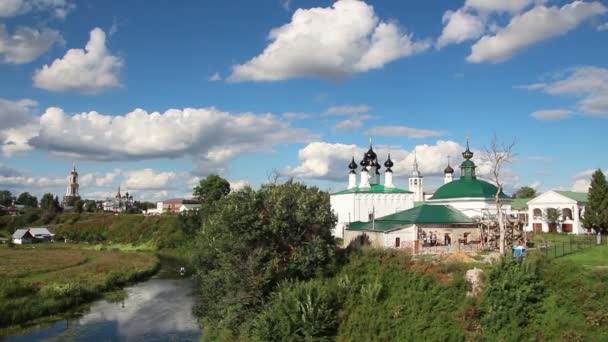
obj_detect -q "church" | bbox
[331,137,513,249]
[62,163,81,207]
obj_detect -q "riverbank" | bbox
[0,244,159,332]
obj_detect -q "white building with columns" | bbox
[330,142,417,238]
[525,191,588,234]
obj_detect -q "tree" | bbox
[193,174,231,203]
[193,180,336,334]
[16,192,38,207]
[513,186,537,199]
[40,193,61,213]
[0,190,14,206]
[484,134,516,255]
[83,200,97,212]
[74,199,84,213]
[544,208,561,232]
[583,169,608,233]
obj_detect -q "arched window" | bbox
[562,208,573,220]
[533,208,542,218]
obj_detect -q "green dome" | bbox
[430,178,509,200]
[460,160,475,168]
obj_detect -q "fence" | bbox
[537,234,608,259]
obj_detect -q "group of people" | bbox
[422,232,452,247]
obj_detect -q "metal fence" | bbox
[537,234,608,259]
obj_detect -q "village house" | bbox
[526,191,589,234]
[12,227,54,244]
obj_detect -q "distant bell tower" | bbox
[408,151,424,202]
[63,163,81,207]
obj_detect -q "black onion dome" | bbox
[360,157,369,167]
[365,145,377,161]
[348,157,357,170]
[444,164,454,174]
[384,153,394,168]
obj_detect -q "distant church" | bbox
[62,163,81,207]
[330,137,513,246]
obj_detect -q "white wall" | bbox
[426,197,512,220]
[331,192,414,238]
[525,191,586,234]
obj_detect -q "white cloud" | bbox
[228,0,429,82]
[464,0,544,14]
[598,22,608,31]
[0,98,39,156]
[467,1,607,63]
[527,156,554,162]
[367,125,446,138]
[325,105,370,116]
[335,119,363,131]
[0,24,62,64]
[33,27,123,93]
[282,112,312,120]
[79,170,122,187]
[283,140,469,182]
[0,0,73,19]
[521,66,608,117]
[208,72,221,81]
[123,169,177,190]
[229,179,250,191]
[437,9,485,48]
[0,175,64,188]
[29,106,315,165]
[571,179,590,192]
[530,109,574,121]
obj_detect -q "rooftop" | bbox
[347,204,476,232]
[555,191,588,203]
[332,184,412,195]
[430,178,509,200]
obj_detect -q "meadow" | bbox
[0,244,159,330]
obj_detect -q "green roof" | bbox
[346,204,476,232]
[555,191,588,203]
[430,178,509,200]
[332,184,412,195]
[511,198,532,210]
[181,204,201,209]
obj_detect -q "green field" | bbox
[0,244,159,330]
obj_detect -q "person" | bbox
[431,232,437,246]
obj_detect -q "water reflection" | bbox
[3,274,201,342]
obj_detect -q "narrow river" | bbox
[2,263,202,341]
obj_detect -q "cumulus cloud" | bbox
[598,22,608,31]
[33,27,123,93]
[0,24,62,64]
[0,98,38,156]
[282,112,312,120]
[79,169,122,187]
[29,106,315,165]
[325,105,370,116]
[228,0,430,82]
[530,109,574,121]
[123,169,177,190]
[437,9,485,48]
[467,1,607,63]
[464,0,544,14]
[283,140,475,182]
[0,174,64,188]
[0,0,73,19]
[367,126,446,138]
[208,72,221,81]
[521,66,608,117]
[229,179,250,191]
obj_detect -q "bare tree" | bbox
[484,134,516,255]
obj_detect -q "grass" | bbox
[0,244,159,330]
[560,244,608,267]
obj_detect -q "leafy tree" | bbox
[193,181,336,335]
[83,200,97,212]
[583,169,608,233]
[74,199,84,213]
[16,192,38,207]
[544,208,561,232]
[193,175,231,203]
[0,190,13,206]
[40,193,56,212]
[513,186,537,199]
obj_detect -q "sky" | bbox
[1,0,607,202]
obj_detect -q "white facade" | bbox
[525,191,587,235]
[331,192,414,239]
[343,225,416,249]
[408,154,424,202]
[427,197,512,220]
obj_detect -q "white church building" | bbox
[332,138,514,246]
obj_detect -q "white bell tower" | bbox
[408,151,424,202]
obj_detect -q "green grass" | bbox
[0,245,159,330]
[559,244,608,267]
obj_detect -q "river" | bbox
[1,263,202,341]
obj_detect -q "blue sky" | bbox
[1,0,607,201]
